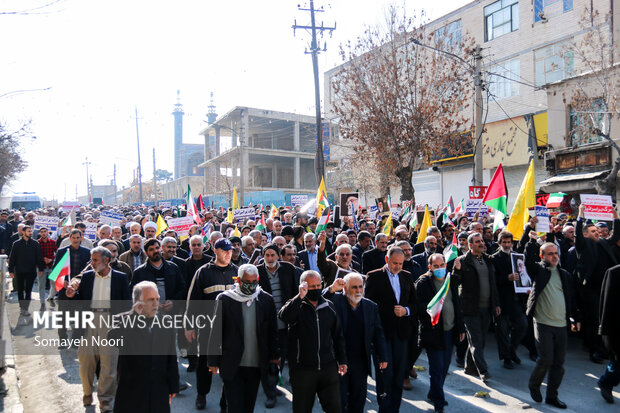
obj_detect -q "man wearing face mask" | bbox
[491,231,528,369]
[413,236,438,270]
[323,273,388,413]
[279,270,348,413]
[416,253,465,413]
[207,264,279,413]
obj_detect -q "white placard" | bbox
[167,216,194,236]
[580,194,614,221]
[84,222,98,240]
[535,206,550,233]
[34,216,59,233]
[291,195,309,207]
[233,207,255,223]
[100,210,123,226]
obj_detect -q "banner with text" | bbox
[100,211,123,226]
[166,216,194,237]
[535,206,550,233]
[34,216,59,233]
[580,194,614,221]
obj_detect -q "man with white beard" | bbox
[323,273,388,413]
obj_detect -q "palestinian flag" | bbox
[198,195,206,211]
[316,177,329,218]
[426,273,451,326]
[202,222,212,244]
[316,208,331,233]
[446,196,455,215]
[546,192,567,209]
[483,163,508,215]
[256,215,266,231]
[186,185,203,226]
[48,249,70,292]
[443,231,458,263]
[409,210,418,229]
[383,212,393,236]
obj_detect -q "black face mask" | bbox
[306,288,322,301]
[239,281,258,296]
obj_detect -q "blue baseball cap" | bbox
[214,238,234,251]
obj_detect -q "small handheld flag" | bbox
[427,273,451,326]
[48,250,70,292]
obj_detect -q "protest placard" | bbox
[100,210,123,226]
[511,252,532,294]
[233,207,255,223]
[535,206,550,233]
[84,222,98,241]
[158,201,172,208]
[580,194,614,221]
[465,199,489,218]
[340,193,359,215]
[62,201,80,213]
[368,206,378,220]
[167,216,194,236]
[291,195,309,207]
[34,216,59,233]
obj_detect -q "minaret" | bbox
[207,92,217,125]
[172,90,184,179]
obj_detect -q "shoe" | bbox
[464,369,479,377]
[22,310,31,317]
[545,398,567,409]
[265,397,276,408]
[40,303,46,311]
[480,372,492,382]
[503,359,515,369]
[600,384,614,403]
[178,381,188,391]
[590,353,604,364]
[512,354,521,365]
[403,377,413,390]
[83,394,93,406]
[455,357,465,368]
[195,395,206,410]
[409,367,418,379]
[529,385,542,403]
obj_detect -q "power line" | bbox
[488,92,532,137]
[484,70,539,89]
[483,52,539,88]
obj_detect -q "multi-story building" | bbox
[324,0,619,209]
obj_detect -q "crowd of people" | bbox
[2,200,619,413]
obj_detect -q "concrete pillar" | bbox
[294,157,300,189]
[215,162,220,193]
[294,121,300,151]
[215,127,221,156]
[272,163,278,188]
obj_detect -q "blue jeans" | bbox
[426,329,454,409]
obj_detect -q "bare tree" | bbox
[332,5,472,203]
[566,6,620,195]
[0,122,34,195]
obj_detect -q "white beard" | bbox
[347,293,362,304]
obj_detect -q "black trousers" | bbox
[196,354,213,396]
[223,366,261,413]
[579,288,604,355]
[260,328,287,399]
[375,336,408,413]
[16,272,36,310]
[339,359,368,413]
[495,302,528,360]
[290,363,341,413]
[529,321,567,399]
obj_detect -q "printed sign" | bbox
[368,205,378,220]
[167,216,194,237]
[468,186,488,200]
[391,207,402,221]
[535,206,550,233]
[34,216,59,233]
[291,195,309,207]
[340,193,359,216]
[580,194,614,221]
[99,210,123,226]
[62,201,80,213]
[536,193,550,207]
[84,222,98,241]
[465,199,489,218]
[233,207,255,223]
[511,252,532,294]
[159,201,172,208]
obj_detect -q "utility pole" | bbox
[75,184,78,202]
[133,106,144,204]
[82,157,91,204]
[473,46,484,186]
[292,0,335,185]
[113,163,117,205]
[152,148,157,206]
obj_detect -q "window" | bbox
[569,98,607,146]
[534,0,573,23]
[434,20,462,51]
[484,0,519,41]
[534,43,574,86]
[487,58,520,99]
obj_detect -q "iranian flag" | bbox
[256,215,266,231]
[316,208,331,233]
[48,249,70,292]
[482,163,508,215]
[453,199,465,216]
[427,273,451,326]
[546,192,566,208]
[443,231,458,263]
[186,185,203,226]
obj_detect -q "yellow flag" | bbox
[226,209,234,223]
[316,177,328,218]
[382,212,393,236]
[155,214,168,237]
[233,224,241,238]
[417,206,433,243]
[232,188,240,209]
[506,159,536,240]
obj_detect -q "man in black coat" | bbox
[526,243,580,409]
[597,264,620,403]
[323,273,388,413]
[110,280,179,413]
[362,233,388,274]
[61,246,131,412]
[365,246,416,413]
[412,235,438,270]
[8,225,45,315]
[207,264,279,413]
[279,270,347,413]
[256,243,299,407]
[491,230,527,369]
[575,204,620,363]
[453,232,501,382]
[352,231,373,265]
